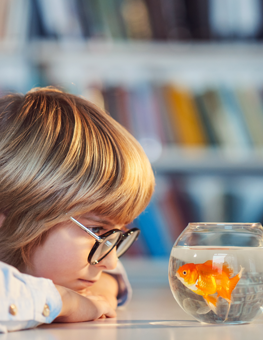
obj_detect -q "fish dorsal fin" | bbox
[203,260,213,267]
[200,260,215,274]
[211,261,233,276]
[203,260,233,277]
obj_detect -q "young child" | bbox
[0,87,155,333]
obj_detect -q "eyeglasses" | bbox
[70,217,140,265]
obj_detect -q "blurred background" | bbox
[1,0,263,260]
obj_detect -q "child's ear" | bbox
[0,213,6,227]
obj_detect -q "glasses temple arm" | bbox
[70,217,103,242]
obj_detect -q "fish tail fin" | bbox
[203,295,218,314]
[221,266,244,321]
[218,278,239,303]
[238,266,245,279]
[218,291,231,302]
[224,302,231,322]
[217,288,232,321]
[229,265,244,293]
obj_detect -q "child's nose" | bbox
[96,246,118,270]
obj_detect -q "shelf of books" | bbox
[1,0,263,43]
[1,0,263,258]
[53,74,263,172]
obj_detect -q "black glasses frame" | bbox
[116,228,141,256]
[70,217,140,264]
[88,229,122,264]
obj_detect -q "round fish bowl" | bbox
[168,223,263,324]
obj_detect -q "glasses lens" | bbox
[90,231,121,264]
[117,229,140,257]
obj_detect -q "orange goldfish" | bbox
[176,260,244,321]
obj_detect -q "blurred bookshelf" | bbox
[1,0,263,258]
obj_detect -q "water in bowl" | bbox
[169,246,263,324]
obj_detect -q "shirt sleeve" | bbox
[103,260,132,307]
[0,261,62,333]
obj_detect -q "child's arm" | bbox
[89,260,132,308]
[86,272,119,309]
[54,259,134,322]
[0,261,115,333]
[54,284,116,322]
[0,261,61,333]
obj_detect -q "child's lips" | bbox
[78,278,97,286]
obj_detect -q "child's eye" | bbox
[89,226,105,235]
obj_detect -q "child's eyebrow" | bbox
[81,216,115,227]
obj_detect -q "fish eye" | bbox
[183,270,187,275]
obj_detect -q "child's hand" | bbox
[54,285,116,323]
[87,272,119,309]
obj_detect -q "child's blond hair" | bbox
[0,87,155,268]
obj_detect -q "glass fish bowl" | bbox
[168,223,263,325]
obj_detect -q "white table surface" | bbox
[2,258,263,340]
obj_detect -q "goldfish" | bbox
[176,260,244,321]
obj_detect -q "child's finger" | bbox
[103,308,116,318]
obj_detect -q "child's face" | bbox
[26,214,123,294]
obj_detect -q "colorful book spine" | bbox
[234,87,263,148]
[162,84,208,146]
[135,198,174,257]
[90,82,263,151]
[1,0,263,41]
